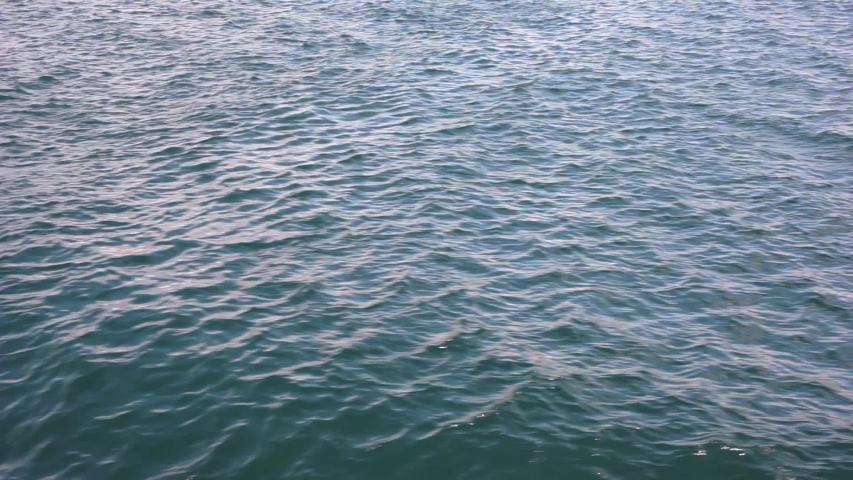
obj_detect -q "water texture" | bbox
[1,1,852,478]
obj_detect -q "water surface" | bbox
[1,1,852,479]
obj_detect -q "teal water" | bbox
[1,1,852,479]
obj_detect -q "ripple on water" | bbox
[1,0,852,479]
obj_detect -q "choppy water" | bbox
[2,0,852,478]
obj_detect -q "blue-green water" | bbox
[1,1,852,478]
